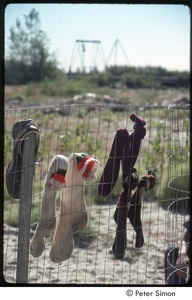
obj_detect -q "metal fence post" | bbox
[16,132,37,284]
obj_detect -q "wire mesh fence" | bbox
[165,105,190,284]
[3,103,190,285]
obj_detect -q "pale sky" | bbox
[4,3,190,72]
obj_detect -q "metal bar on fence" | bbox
[16,132,36,284]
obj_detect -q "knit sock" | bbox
[130,113,146,127]
[127,172,156,248]
[112,169,139,259]
[6,119,40,199]
[98,114,146,198]
[127,182,145,248]
[98,129,131,197]
[126,114,146,172]
[112,205,128,259]
[49,153,99,263]
[30,155,69,258]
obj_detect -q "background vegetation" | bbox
[5,9,189,89]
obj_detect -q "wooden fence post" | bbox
[16,132,37,283]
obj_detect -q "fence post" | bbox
[16,132,37,284]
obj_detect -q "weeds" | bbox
[4,99,189,228]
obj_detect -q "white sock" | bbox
[49,153,99,263]
[30,155,69,258]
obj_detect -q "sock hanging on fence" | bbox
[127,172,156,248]
[98,113,146,197]
[49,153,99,263]
[106,114,146,259]
[30,155,69,258]
[6,119,40,199]
[112,168,139,259]
[112,171,156,258]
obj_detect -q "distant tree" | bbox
[102,66,189,89]
[5,9,58,84]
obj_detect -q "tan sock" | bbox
[30,155,69,258]
[49,153,99,263]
